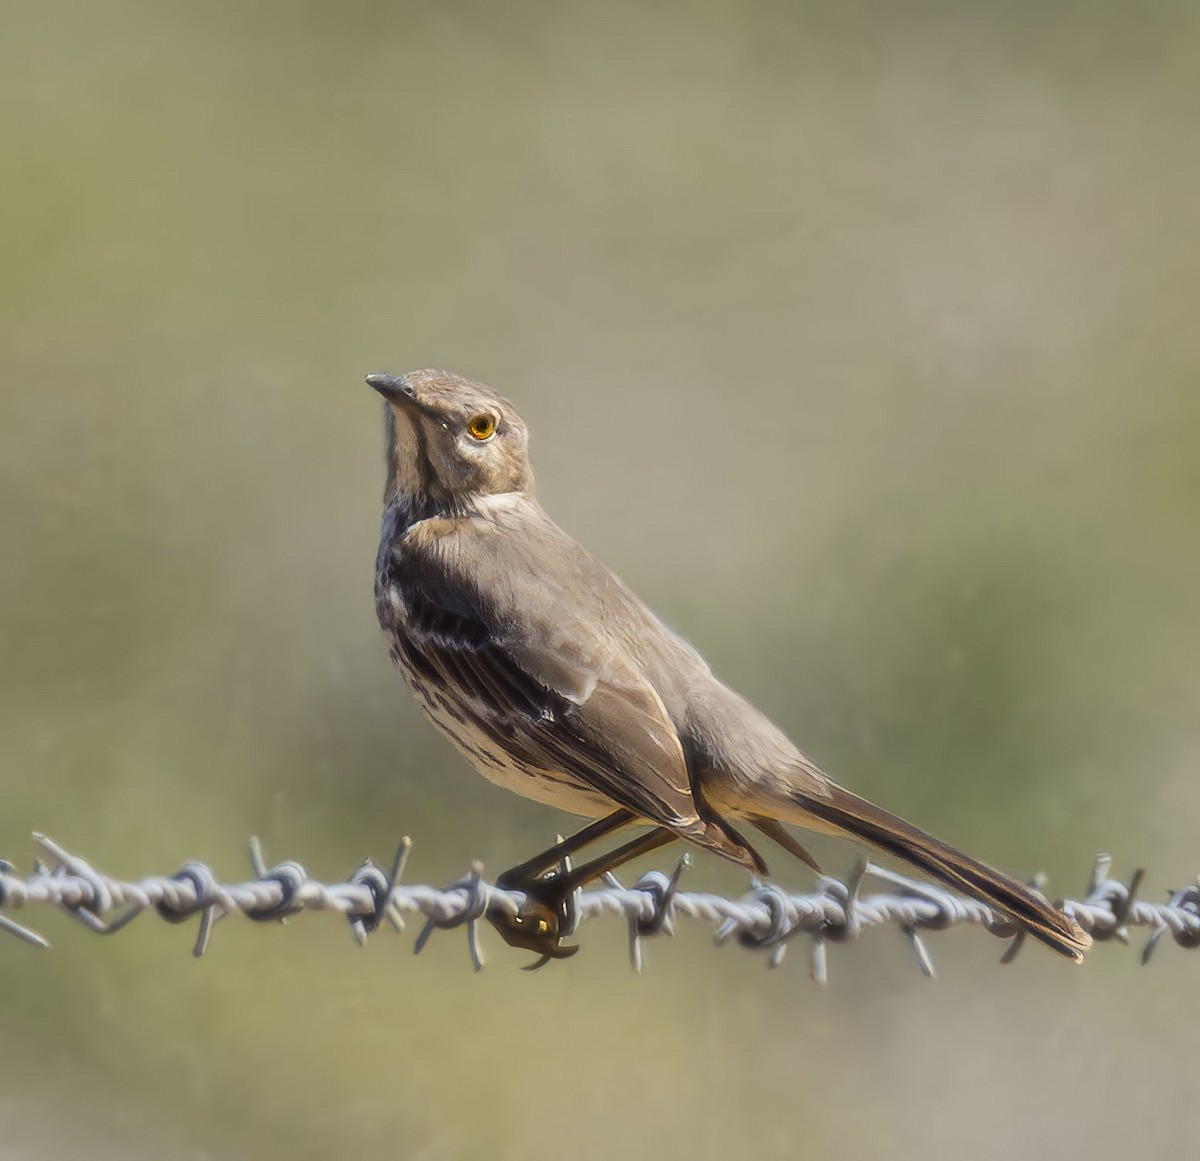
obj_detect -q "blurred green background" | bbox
[2,1,1198,1157]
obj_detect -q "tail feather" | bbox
[794,785,1091,962]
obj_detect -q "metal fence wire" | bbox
[1,834,1196,981]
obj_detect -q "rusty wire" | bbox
[0,835,1196,981]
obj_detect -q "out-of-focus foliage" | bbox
[1,2,1197,1158]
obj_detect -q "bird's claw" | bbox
[490,870,580,966]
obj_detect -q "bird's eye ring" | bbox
[467,414,496,441]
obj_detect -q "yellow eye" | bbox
[467,414,496,441]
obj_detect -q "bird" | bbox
[368,368,1091,964]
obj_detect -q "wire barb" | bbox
[1,837,1197,980]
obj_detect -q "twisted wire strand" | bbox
[0,835,1196,980]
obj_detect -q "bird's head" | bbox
[368,369,534,510]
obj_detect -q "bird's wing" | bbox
[385,521,710,836]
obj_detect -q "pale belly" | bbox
[412,684,614,819]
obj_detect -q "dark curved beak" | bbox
[366,373,417,406]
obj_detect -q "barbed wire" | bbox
[0,834,1196,980]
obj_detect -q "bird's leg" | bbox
[490,821,677,961]
[551,826,678,895]
[495,808,637,890]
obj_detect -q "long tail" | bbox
[791,785,1091,962]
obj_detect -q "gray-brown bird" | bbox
[369,368,1091,963]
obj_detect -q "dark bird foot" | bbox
[491,868,580,968]
[491,820,683,967]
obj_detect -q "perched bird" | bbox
[369,368,1091,963]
